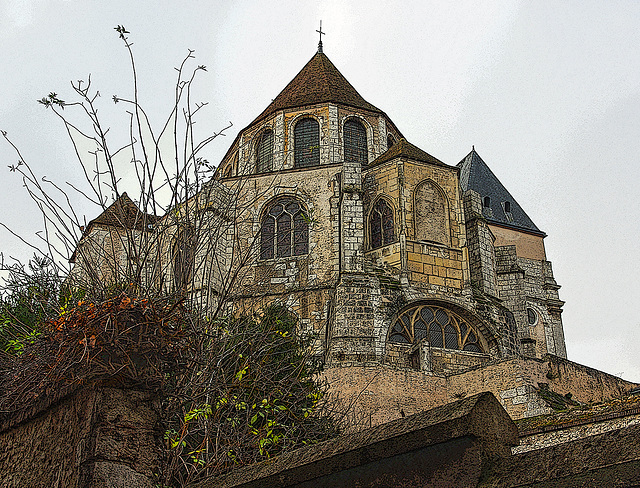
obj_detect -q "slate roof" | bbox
[369,138,452,169]
[86,193,156,233]
[251,52,383,126]
[457,149,543,235]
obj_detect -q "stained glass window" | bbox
[294,118,320,168]
[256,130,274,173]
[260,198,309,259]
[370,199,395,249]
[389,304,484,353]
[344,118,367,166]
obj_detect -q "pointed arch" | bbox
[260,197,309,259]
[369,197,396,249]
[173,225,196,290]
[414,179,450,245]
[388,303,487,353]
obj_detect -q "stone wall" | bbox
[489,224,546,261]
[0,385,161,488]
[322,365,449,428]
[323,354,638,427]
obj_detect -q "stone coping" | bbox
[191,391,517,488]
[517,394,640,436]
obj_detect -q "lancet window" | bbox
[344,118,368,166]
[370,199,395,249]
[260,198,309,259]
[389,304,483,353]
[294,118,320,168]
[173,226,196,290]
[256,129,274,173]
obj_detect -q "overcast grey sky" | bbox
[1,1,639,382]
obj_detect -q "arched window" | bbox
[370,199,395,249]
[483,196,491,208]
[527,308,538,326]
[387,134,396,150]
[344,118,367,166]
[294,118,320,168]
[414,180,449,245]
[260,198,309,259]
[256,129,274,173]
[389,304,484,353]
[173,226,196,290]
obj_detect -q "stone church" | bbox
[74,43,635,426]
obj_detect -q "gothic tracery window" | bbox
[294,118,320,168]
[256,129,274,173]
[344,118,368,166]
[370,199,395,249]
[389,304,483,353]
[260,198,309,259]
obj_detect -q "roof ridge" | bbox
[370,137,451,168]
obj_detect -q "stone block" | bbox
[429,275,446,286]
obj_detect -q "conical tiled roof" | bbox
[251,52,382,125]
[457,149,543,235]
[87,193,156,232]
[370,138,450,168]
[70,193,156,263]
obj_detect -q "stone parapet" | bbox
[0,384,161,488]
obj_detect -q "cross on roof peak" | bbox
[316,20,325,53]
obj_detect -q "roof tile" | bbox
[251,52,382,125]
[369,138,450,168]
[87,193,156,232]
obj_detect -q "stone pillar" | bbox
[463,190,498,296]
[273,113,285,170]
[495,245,531,357]
[542,261,567,358]
[325,159,378,365]
[340,159,364,273]
[398,161,409,286]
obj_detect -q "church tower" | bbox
[208,44,566,375]
[74,42,579,424]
